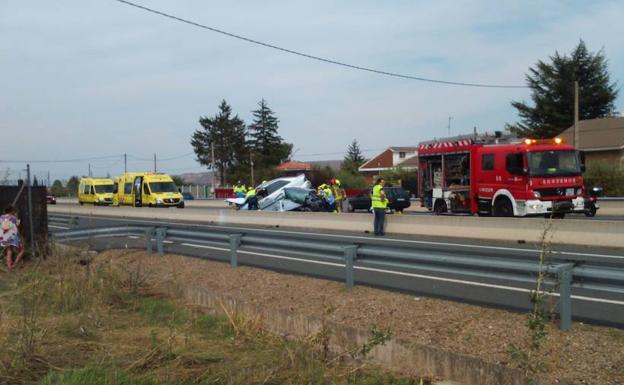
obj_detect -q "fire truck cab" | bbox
[418,133,586,218]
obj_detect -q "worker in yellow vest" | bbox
[233,181,247,198]
[245,186,258,210]
[371,177,387,236]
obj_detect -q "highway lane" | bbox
[50,213,624,326]
[53,199,624,221]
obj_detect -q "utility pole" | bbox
[574,81,580,148]
[47,170,50,187]
[447,116,453,136]
[124,153,127,173]
[88,163,92,177]
[26,164,35,257]
[250,152,255,187]
[211,142,216,191]
[154,153,157,172]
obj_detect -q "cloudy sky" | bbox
[1,0,623,181]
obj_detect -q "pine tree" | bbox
[191,100,247,185]
[66,176,80,197]
[509,40,618,139]
[342,139,366,174]
[247,99,292,169]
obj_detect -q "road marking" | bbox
[128,235,140,239]
[163,240,174,244]
[64,215,624,261]
[179,242,624,306]
[48,225,69,229]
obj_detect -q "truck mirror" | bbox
[578,150,586,172]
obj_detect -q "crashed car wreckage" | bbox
[225,174,331,212]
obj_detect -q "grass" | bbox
[0,247,428,385]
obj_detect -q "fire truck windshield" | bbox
[528,150,581,177]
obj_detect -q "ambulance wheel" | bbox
[493,197,513,217]
[79,201,84,206]
[177,202,185,209]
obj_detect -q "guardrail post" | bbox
[156,228,167,256]
[69,216,80,229]
[557,263,574,331]
[145,227,155,254]
[229,234,242,268]
[343,245,357,289]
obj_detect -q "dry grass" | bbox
[0,246,425,385]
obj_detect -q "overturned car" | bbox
[226,174,330,212]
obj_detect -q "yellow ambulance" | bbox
[113,172,184,208]
[78,177,115,206]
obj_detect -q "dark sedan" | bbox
[347,187,411,212]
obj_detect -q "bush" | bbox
[583,161,624,196]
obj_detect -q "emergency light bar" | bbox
[523,138,564,145]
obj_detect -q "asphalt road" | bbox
[49,213,624,327]
[53,199,624,221]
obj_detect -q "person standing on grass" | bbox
[371,178,388,236]
[1,206,25,272]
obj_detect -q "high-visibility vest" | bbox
[371,184,387,209]
[246,188,256,198]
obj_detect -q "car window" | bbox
[265,180,289,195]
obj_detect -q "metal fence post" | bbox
[156,228,167,256]
[558,264,574,331]
[229,234,242,268]
[343,245,357,289]
[69,216,80,229]
[145,227,155,254]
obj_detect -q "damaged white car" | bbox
[226,174,328,212]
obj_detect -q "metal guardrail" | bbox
[51,223,624,330]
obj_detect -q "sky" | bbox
[1,0,623,182]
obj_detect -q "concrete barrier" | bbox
[49,204,624,248]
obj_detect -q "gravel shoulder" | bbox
[97,249,624,385]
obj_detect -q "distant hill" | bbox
[174,172,214,185]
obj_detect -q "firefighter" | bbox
[372,177,387,236]
[323,184,335,212]
[330,178,346,213]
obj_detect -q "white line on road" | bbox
[49,225,69,229]
[179,242,624,306]
[70,216,624,260]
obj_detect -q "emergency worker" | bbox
[330,178,346,213]
[233,181,247,198]
[372,178,387,236]
[245,186,258,210]
[323,184,335,211]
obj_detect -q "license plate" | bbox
[566,188,574,196]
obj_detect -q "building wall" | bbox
[585,150,624,165]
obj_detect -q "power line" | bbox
[0,155,122,164]
[112,0,528,89]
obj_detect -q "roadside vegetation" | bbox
[0,248,424,385]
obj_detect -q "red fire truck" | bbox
[417,132,586,218]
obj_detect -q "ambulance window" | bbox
[124,183,132,194]
[90,186,95,195]
[482,154,495,170]
[84,185,90,194]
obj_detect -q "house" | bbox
[358,146,418,183]
[559,117,624,165]
[275,161,312,176]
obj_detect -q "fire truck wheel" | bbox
[493,197,513,217]
[433,200,447,215]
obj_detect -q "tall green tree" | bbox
[66,176,80,197]
[509,40,618,139]
[247,99,292,170]
[50,179,65,196]
[342,139,365,174]
[191,100,247,185]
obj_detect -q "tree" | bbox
[342,139,366,174]
[509,40,618,138]
[66,176,80,197]
[50,179,66,196]
[171,175,186,187]
[191,100,247,185]
[247,99,292,169]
